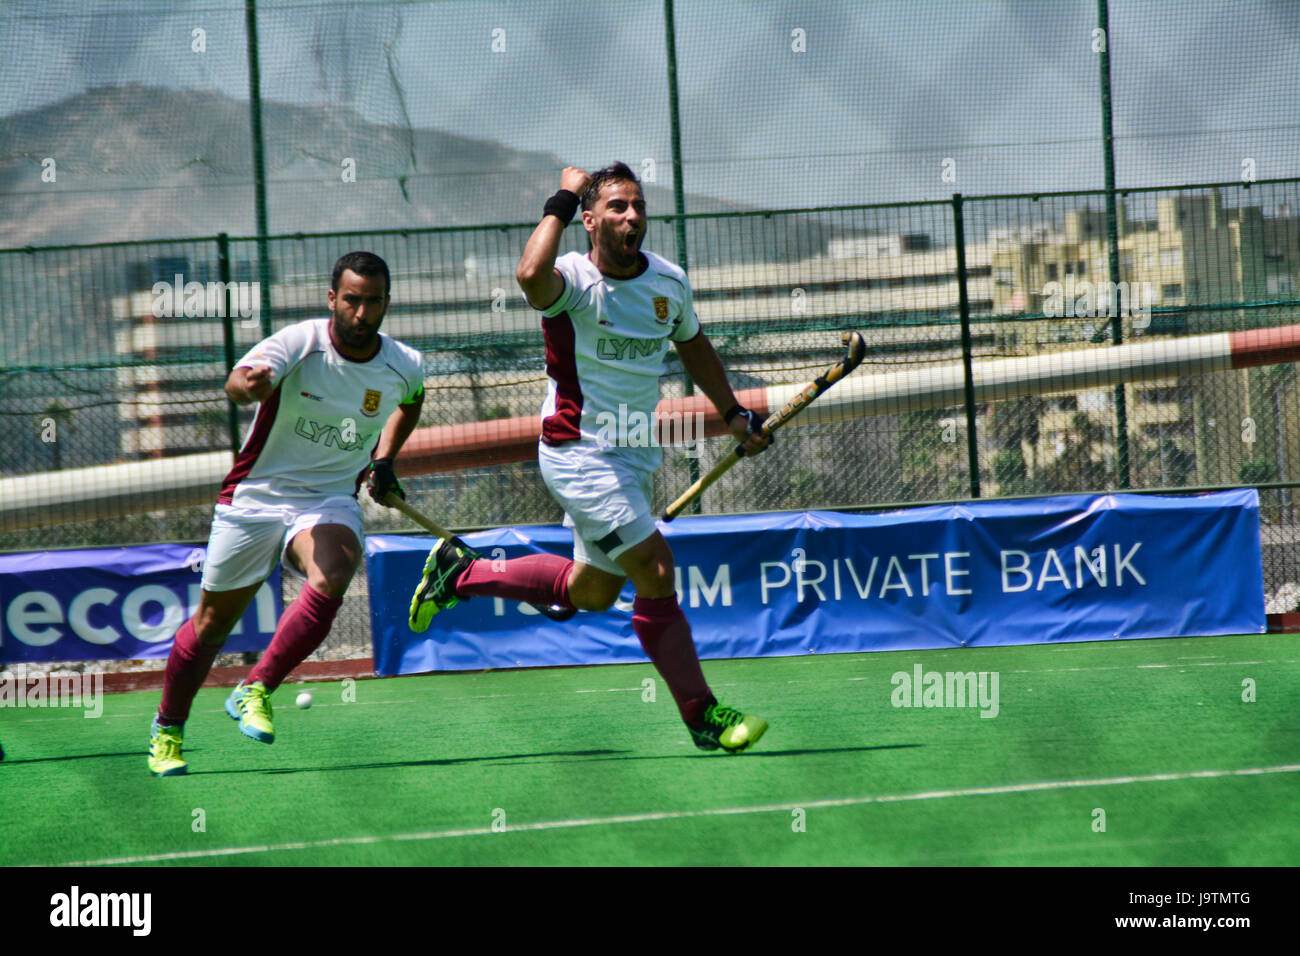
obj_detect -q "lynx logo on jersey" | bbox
[362,389,382,416]
[294,417,371,451]
[653,296,670,323]
[597,336,665,360]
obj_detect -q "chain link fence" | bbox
[5,178,1300,662]
[3,1,1299,665]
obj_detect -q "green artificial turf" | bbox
[2,633,1297,866]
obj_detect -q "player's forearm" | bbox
[372,400,422,461]
[515,217,567,305]
[674,334,739,416]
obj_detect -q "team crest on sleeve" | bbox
[652,296,670,322]
[362,389,383,416]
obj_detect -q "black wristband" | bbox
[543,189,580,222]
[733,408,772,457]
[723,403,744,425]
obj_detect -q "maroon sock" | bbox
[631,595,713,725]
[246,583,342,693]
[455,553,574,609]
[157,618,222,726]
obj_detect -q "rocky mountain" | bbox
[0,84,770,248]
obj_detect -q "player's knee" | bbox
[568,577,620,612]
[309,567,354,599]
[566,574,623,612]
[192,614,233,648]
[631,580,676,601]
[627,559,675,599]
[571,591,617,613]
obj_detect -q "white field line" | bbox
[1011,659,1291,675]
[47,762,1300,867]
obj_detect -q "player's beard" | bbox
[332,313,381,353]
[601,224,643,272]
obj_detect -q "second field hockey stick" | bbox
[384,492,458,539]
[382,492,577,622]
[663,330,868,522]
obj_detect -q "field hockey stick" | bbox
[384,492,457,539]
[382,492,577,622]
[663,331,868,522]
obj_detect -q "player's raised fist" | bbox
[561,166,591,198]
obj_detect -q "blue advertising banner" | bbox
[0,544,281,663]
[366,491,1266,676]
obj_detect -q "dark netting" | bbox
[1110,0,1300,189]
[3,1,1300,667]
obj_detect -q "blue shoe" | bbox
[225,681,275,743]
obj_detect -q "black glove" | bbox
[367,458,404,502]
[735,408,772,457]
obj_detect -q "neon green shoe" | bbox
[689,701,768,754]
[148,718,188,776]
[225,680,275,743]
[409,537,476,632]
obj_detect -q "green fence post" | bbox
[663,0,701,510]
[245,0,273,337]
[218,232,241,455]
[1097,0,1131,487]
[953,193,981,499]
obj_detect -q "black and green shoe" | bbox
[689,701,769,754]
[409,537,477,632]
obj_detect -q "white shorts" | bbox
[200,495,365,592]
[538,442,658,575]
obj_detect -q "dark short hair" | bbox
[581,162,642,211]
[331,251,390,296]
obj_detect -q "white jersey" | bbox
[538,250,700,467]
[219,319,424,508]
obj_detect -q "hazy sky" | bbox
[2,0,1298,208]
